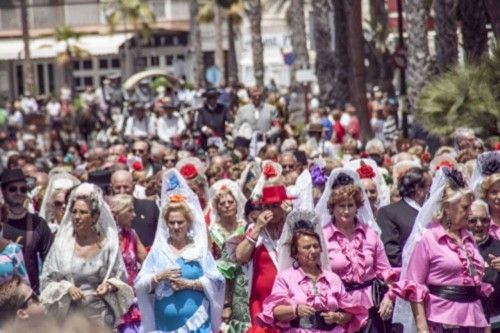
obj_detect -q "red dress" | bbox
[247,245,279,333]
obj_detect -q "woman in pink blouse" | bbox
[258,210,365,332]
[392,168,491,333]
[316,169,398,333]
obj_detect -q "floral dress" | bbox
[117,229,142,333]
[0,242,29,285]
[210,222,250,333]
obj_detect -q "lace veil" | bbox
[39,171,81,221]
[315,168,381,233]
[135,168,225,333]
[208,179,247,224]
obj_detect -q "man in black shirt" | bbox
[1,169,53,293]
[195,88,232,149]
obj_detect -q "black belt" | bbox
[428,285,481,303]
[290,312,337,330]
[343,279,374,292]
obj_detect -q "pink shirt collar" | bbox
[429,222,474,244]
[324,221,367,241]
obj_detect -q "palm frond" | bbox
[198,1,215,23]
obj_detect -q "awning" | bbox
[0,33,132,60]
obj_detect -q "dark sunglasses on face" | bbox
[7,186,28,194]
[132,149,145,154]
[164,159,177,164]
[18,292,39,310]
[53,201,66,209]
[468,217,490,224]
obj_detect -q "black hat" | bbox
[202,88,220,98]
[87,169,111,188]
[1,169,27,187]
[234,136,251,148]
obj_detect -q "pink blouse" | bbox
[323,222,399,309]
[391,222,492,328]
[489,220,500,240]
[257,266,366,333]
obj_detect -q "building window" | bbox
[74,77,81,88]
[16,65,23,96]
[37,64,45,94]
[83,76,94,86]
[165,55,174,66]
[111,58,120,68]
[177,55,185,61]
[48,63,55,93]
[99,58,108,69]
[82,60,93,70]
[150,56,159,67]
[73,60,80,70]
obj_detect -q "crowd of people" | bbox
[0,78,499,333]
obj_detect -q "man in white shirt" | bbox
[20,92,38,114]
[124,103,155,141]
[46,97,61,126]
[155,97,186,145]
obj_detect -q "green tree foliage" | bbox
[416,43,500,138]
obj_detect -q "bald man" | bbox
[111,170,159,247]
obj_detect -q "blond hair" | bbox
[479,173,500,200]
[162,201,194,225]
[109,194,134,216]
[434,183,474,223]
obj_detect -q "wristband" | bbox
[245,229,257,243]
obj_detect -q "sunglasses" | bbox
[468,217,490,224]
[281,164,296,170]
[164,158,177,164]
[132,149,145,154]
[53,201,66,209]
[18,292,39,310]
[7,186,28,194]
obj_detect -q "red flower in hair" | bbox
[263,164,278,179]
[421,151,430,163]
[132,161,144,171]
[180,163,198,179]
[118,154,128,165]
[435,160,454,171]
[360,151,369,158]
[357,163,376,179]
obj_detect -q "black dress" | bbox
[477,236,500,332]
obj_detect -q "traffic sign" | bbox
[206,66,221,86]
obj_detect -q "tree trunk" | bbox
[189,0,205,87]
[405,0,431,109]
[459,0,488,64]
[433,0,458,73]
[214,4,226,86]
[288,0,310,91]
[344,0,373,143]
[20,0,34,95]
[227,15,239,86]
[312,0,336,107]
[332,0,350,107]
[484,0,500,38]
[245,0,265,87]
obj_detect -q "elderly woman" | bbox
[257,210,365,332]
[135,170,225,333]
[207,179,249,331]
[315,169,397,332]
[177,159,210,210]
[110,194,148,333]
[467,199,500,331]
[40,183,133,328]
[392,168,491,333]
[39,172,81,234]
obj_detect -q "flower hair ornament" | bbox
[310,164,327,187]
[285,210,319,234]
[179,163,198,180]
[331,172,354,190]
[168,194,186,203]
[263,163,278,179]
[356,161,376,179]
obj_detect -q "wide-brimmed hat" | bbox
[202,87,220,98]
[87,169,111,188]
[0,169,27,187]
[259,184,296,205]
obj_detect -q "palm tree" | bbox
[287,0,309,90]
[344,0,373,142]
[214,3,226,86]
[433,0,458,73]
[458,0,488,64]
[245,0,265,87]
[103,0,156,76]
[332,0,350,107]
[20,0,34,94]
[189,0,204,87]
[53,26,90,91]
[311,0,336,107]
[405,0,431,109]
